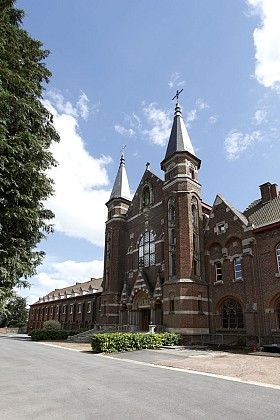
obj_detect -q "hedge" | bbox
[30,329,83,341]
[91,332,181,353]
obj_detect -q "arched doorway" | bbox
[133,291,151,331]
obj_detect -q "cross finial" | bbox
[172,89,183,104]
[120,144,126,157]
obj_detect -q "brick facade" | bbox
[28,102,280,345]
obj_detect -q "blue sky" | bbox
[15,0,280,304]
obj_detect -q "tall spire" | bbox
[109,147,131,201]
[164,91,195,160]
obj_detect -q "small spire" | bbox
[164,89,195,159]
[109,148,131,201]
[146,162,150,171]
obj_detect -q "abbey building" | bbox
[29,98,280,344]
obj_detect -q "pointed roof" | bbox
[109,151,131,201]
[164,103,195,160]
[213,193,249,226]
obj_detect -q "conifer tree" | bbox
[0,1,60,292]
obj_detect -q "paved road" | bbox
[1,334,280,420]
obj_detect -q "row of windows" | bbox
[31,302,93,319]
[214,257,243,282]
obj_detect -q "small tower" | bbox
[101,149,131,324]
[161,91,208,334]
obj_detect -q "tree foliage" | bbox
[0,292,28,327]
[0,1,60,291]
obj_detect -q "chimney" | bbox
[270,183,278,199]
[259,182,278,203]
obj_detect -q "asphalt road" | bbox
[1,334,280,420]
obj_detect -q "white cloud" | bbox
[186,109,197,126]
[43,91,112,247]
[196,99,209,110]
[208,115,219,124]
[168,72,186,89]
[142,103,172,146]
[76,91,90,120]
[248,0,280,90]
[114,124,136,137]
[253,109,267,124]
[224,130,262,160]
[185,98,209,128]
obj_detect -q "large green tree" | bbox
[0,293,28,327]
[0,1,59,293]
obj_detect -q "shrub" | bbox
[159,332,182,346]
[91,332,181,353]
[31,329,82,341]
[43,320,61,330]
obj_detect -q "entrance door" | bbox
[140,309,150,331]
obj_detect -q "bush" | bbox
[43,320,61,330]
[159,332,182,346]
[31,329,82,341]
[91,332,181,353]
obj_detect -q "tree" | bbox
[0,1,60,293]
[0,293,28,328]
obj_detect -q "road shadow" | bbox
[0,334,31,341]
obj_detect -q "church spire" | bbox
[164,90,195,160]
[109,146,131,201]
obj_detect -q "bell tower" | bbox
[161,91,208,334]
[101,149,131,325]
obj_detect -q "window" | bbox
[277,244,280,273]
[171,253,176,276]
[169,204,176,222]
[217,223,225,233]
[234,257,242,279]
[69,304,73,315]
[277,301,280,329]
[56,306,59,315]
[169,293,175,313]
[221,299,244,329]
[215,261,223,282]
[139,231,155,267]
[170,229,176,245]
[78,303,82,314]
[87,302,91,313]
[142,186,150,206]
[62,305,66,315]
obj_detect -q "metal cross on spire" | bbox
[172,88,183,104]
[120,144,126,157]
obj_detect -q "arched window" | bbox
[139,231,155,267]
[192,196,200,277]
[169,204,176,222]
[276,244,280,273]
[142,185,150,207]
[221,299,244,329]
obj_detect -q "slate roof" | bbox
[109,153,131,201]
[33,277,103,305]
[164,103,195,160]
